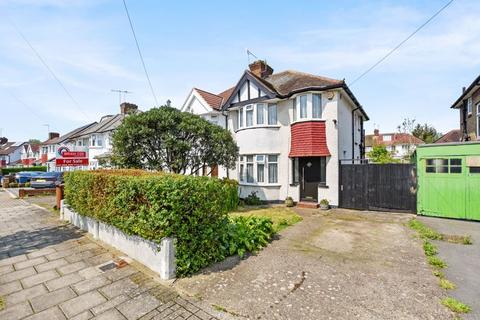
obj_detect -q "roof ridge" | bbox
[270,69,343,83]
[194,87,222,98]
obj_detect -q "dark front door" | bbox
[300,157,323,201]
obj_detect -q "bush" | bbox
[244,191,262,206]
[64,169,239,276]
[8,182,18,188]
[0,166,47,175]
[25,182,31,187]
[223,216,274,258]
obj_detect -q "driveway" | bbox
[175,208,452,320]
[418,216,480,320]
[0,189,219,320]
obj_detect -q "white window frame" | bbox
[256,103,265,125]
[268,104,277,125]
[312,94,322,118]
[299,95,308,119]
[238,154,279,185]
[245,105,254,127]
[238,107,244,128]
[467,97,473,115]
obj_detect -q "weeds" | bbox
[423,241,438,256]
[441,297,471,313]
[428,256,447,269]
[0,296,4,311]
[432,270,445,278]
[408,219,443,240]
[439,278,456,290]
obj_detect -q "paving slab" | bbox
[30,287,77,312]
[116,292,161,320]
[5,284,48,305]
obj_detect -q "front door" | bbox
[300,157,322,202]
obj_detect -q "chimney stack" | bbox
[374,129,379,136]
[48,132,60,140]
[463,86,466,93]
[120,102,138,115]
[248,60,274,79]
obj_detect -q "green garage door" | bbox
[417,143,480,221]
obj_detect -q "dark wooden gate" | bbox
[339,163,417,212]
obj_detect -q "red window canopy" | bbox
[289,121,331,157]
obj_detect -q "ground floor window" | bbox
[291,156,327,185]
[239,154,279,184]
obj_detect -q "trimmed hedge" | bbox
[64,169,239,276]
[0,166,47,175]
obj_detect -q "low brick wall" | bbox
[19,188,56,198]
[60,200,176,280]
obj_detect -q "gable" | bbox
[184,94,213,115]
[223,71,277,109]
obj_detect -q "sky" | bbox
[0,0,479,142]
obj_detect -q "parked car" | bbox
[15,171,44,184]
[30,172,64,189]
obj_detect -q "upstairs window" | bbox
[256,104,265,125]
[268,104,277,125]
[312,94,322,118]
[245,105,254,127]
[299,95,307,119]
[467,97,473,115]
[246,155,254,183]
[238,108,244,128]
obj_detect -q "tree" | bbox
[412,123,442,144]
[367,145,398,164]
[112,106,239,175]
[28,139,41,144]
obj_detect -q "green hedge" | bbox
[64,169,239,276]
[1,166,47,175]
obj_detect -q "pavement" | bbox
[0,189,219,320]
[418,215,480,320]
[175,208,452,320]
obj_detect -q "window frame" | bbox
[467,97,473,115]
[238,154,279,185]
[245,104,254,127]
[299,95,308,119]
[256,103,265,125]
[268,104,277,125]
[312,94,322,118]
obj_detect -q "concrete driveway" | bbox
[418,216,480,320]
[175,209,452,320]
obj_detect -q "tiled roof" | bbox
[194,88,224,111]
[0,142,24,155]
[41,122,97,146]
[365,133,424,147]
[289,121,331,157]
[435,129,462,143]
[71,114,124,139]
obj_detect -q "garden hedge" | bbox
[64,169,239,276]
[0,166,47,175]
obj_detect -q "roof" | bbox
[434,129,462,143]
[365,132,424,147]
[71,114,124,139]
[289,121,330,157]
[30,145,40,153]
[41,122,97,146]
[194,88,224,111]
[0,142,24,155]
[451,74,480,109]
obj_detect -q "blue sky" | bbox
[1,0,479,141]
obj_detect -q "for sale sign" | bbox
[55,146,89,167]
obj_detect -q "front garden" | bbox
[64,169,283,277]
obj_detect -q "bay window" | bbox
[299,95,307,119]
[238,154,279,184]
[246,105,254,127]
[256,104,265,125]
[238,108,244,128]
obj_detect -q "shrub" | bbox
[25,182,31,187]
[8,182,18,188]
[223,216,274,258]
[0,166,47,175]
[64,169,239,276]
[244,191,262,206]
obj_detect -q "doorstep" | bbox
[297,201,319,209]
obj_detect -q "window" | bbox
[292,158,299,184]
[426,158,449,173]
[256,155,265,182]
[238,108,244,128]
[467,97,472,115]
[383,135,392,141]
[246,155,254,183]
[268,155,278,183]
[238,154,278,184]
[477,103,480,138]
[450,159,462,173]
[246,105,254,127]
[97,138,103,147]
[210,115,218,124]
[312,94,322,118]
[293,98,297,122]
[299,95,307,118]
[256,104,265,125]
[268,104,277,125]
[470,167,480,174]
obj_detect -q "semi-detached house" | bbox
[182,60,369,206]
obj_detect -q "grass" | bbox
[0,296,5,311]
[441,297,471,313]
[408,219,443,240]
[443,234,473,245]
[423,241,438,256]
[439,278,456,290]
[230,206,303,232]
[428,256,447,269]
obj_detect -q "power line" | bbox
[349,0,455,87]
[7,17,92,121]
[8,91,45,122]
[122,0,159,107]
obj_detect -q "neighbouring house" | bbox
[365,129,423,160]
[435,129,462,144]
[20,143,41,166]
[183,60,369,206]
[451,75,480,141]
[0,141,26,167]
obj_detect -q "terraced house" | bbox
[182,60,368,206]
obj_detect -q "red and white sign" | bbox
[55,146,89,167]
[56,158,89,167]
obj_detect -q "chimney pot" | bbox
[374,129,379,136]
[248,60,274,78]
[463,86,466,93]
[120,102,138,115]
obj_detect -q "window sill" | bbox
[239,182,281,187]
[291,119,326,125]
[318,184,329,189]
[235,125,280,132]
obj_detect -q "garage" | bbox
[416,142,480,221]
